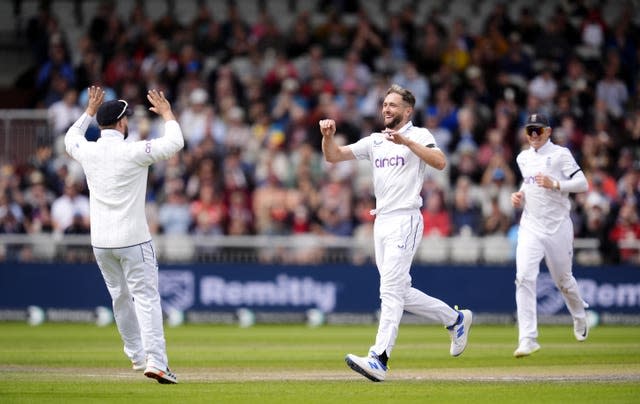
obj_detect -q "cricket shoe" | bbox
[345,352,387,382]
[447,308,472,356]
[144,366,178,384]
[132,359,146,371]
[513,338,541,358]
[573,316,588,342]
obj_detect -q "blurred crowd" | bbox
[1,0,640,265]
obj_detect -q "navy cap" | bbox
[96,99,133,126]
[525,113,549,128]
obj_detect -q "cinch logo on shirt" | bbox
[523,176,536,184]
[375,155,406,168]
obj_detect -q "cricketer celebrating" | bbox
[511,113,589,358]
[319,84,472,382]
[65,86,183,383]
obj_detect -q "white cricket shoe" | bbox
[573,316,589,342]
[345,352,387,382]
[144,366,178,384]
[132,360,146,371]
[447,309,473,357]
[513,338,541,358]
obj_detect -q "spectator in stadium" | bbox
[226,189,253,236]
[47,88,83,136]
[480,162,516,218]
[477,127,512,172]
[319,84,472,382]
[317,177,353,237]
[391,61,430,119]
[64,86,180,383]
[285,11,315,59]
[422,189,451,237]
[36,34,75,106]
[51,178,90,235]
[528,65,558,113]
[190,181,227,236]
[158,177,193,235]
[481,195,511,236]
[450,175,483,236]
[413,19,445,77]
[609,198,640,264]
[595,52,629,122]
[0,191,29,261]
[178,88,220,150]
[22,171,54,234]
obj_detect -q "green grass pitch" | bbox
[0,322,638,403]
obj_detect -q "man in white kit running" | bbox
[511,113,589,358]
[65,86,183,383]
[319,84,472,382]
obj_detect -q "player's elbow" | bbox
[577,181,588,193]
[431,153,446,170]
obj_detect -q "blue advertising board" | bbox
[1,263,639,315]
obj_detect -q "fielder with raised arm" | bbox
[319,84,472,382]
[511,113,589,358]
[65,86,183,383]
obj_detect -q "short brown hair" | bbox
[386,84,415,108]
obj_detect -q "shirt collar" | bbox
[99,129,125,140]
[397,121,413,134]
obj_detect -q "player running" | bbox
[319,84,472,382]
[511,113,590,357]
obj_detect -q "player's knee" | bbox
[557,277,577,294]
[515,275,535,288]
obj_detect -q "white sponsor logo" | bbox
[200,274,337,312]
[579,279,640,308]
[537,273,640,314]
[159,270,195,312]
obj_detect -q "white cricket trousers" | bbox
[515,218,587,342]
[93,241,169,370]
[370,209,458,357]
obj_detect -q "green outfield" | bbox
[0,322,638,403]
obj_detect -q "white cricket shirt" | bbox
[516,140,583,235]
[349,121,437,215]
[65,113,184,248]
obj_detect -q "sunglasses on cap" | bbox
[525,126,545,137]
[116,100,129,120]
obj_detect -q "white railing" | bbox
[0,234,616,266]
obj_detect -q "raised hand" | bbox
[319,119,336,137]
[147,89,176,121]
[86,86,105,116]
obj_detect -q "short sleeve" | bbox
[560,148,582,179]
[349,136,372,161]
